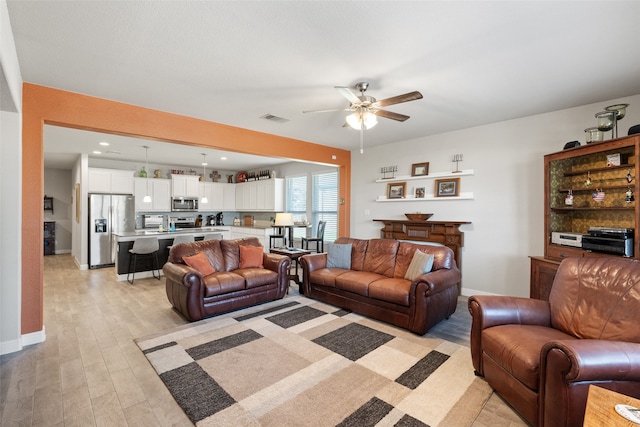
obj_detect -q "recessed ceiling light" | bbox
[220,156,227,160]
[93,150,102,154]
[99,141,110,146]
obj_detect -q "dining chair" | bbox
[301,220,326,253]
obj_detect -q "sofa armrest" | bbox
[300,253,327,272]
[162,262,205,321]
[414,268,461,296]
[468,295,551,375]
[541,339,640,426]
[468,295,552,329]
[262,253,288,273]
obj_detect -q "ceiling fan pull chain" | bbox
[360,126,364,154]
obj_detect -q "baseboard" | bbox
[461,287,499,297]
[0,327,46,356]
[0,337,22,355]
[55,249,71,254]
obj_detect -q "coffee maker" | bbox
[215,212,224,225]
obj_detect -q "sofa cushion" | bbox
[335,271,386,296]
[236,268,279,289]
[482,324,575,391]
[327,243,352,269]
[335,237,369,271]
[369,277,412,306]
[362,239,399,277]
[203,272,246,297]
[404,250,434,281]
[183,251,216,276]
[308,268,349,288]
[239,245,264,268]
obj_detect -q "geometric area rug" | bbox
[135,296,492,427]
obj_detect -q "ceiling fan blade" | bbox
[302,108,350,114]
[373,109,410,122]
[374,91,423,108]
[335,86,362,105]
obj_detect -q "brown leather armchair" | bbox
[468,257,640,427]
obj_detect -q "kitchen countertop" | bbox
[113,224,277,242]
[114,227,230,242]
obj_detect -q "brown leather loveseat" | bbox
[300,237,461,334]
[163,237,290,321]
[469,257,640,427]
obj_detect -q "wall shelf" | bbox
[376,192,474,202]
[375,169,474,183]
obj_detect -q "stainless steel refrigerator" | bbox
[89,194,135,268]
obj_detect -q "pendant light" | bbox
[142,146,151,203]
[200,153,208,204]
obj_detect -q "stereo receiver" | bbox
[551,232,584,248]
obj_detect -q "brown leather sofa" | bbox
[300,238,461,334]
[163,237,290,321]
[469,257,640,427]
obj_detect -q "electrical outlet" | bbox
[364,209,370,216]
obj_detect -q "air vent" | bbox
[260,113,289,124]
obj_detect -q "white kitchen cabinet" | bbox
[199,182,225,211]
[229,226,270,251]
[234,179,284,212]
[88,168,134,194]
[134,178,171,211]
[222,183,236,211]
[171,174,200,198]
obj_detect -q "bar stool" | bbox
[269,226,286,248]
[127,237,160,284]
[301,221,326,253]
[167,234,194,252]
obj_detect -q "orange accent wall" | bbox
[22,83,351,335]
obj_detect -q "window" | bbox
[286,175,307,239]
[312,170,338,242]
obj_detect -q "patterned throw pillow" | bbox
[239,245,264,268]
[183,252,216,276]
[404,250,435,281]
[327,243,352,269]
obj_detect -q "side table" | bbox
[269,247,311,292]
[583,385,640,426]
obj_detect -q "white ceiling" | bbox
[6,1,640,171]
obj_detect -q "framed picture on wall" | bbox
[415,187,425,198]
[411,162,429,177]
[387,182,406,199]
[434,178,460,197]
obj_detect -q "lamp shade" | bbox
[274,213,294,226]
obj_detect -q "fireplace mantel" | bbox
[373,219,470,269]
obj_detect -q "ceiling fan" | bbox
[303,82,423,153]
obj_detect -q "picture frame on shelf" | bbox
[387,182,406,199]
[411,162,429,177]
[415,187,425,198]
[435,178,460,197]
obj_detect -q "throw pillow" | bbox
[239,245,264,268]
[404,250,435,281]
[183,252,216,276]
[327,243,352,269]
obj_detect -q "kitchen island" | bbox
[112,224,281,281]
[113,227,230,281]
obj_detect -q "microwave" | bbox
[171,197,199,212]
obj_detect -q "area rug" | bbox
[135,296,492,426]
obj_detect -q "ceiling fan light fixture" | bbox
[347,111,378,130]
[201,153,208,204]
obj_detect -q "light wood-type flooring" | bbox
[1,254,527,426]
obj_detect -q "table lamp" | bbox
[274,213,295,249]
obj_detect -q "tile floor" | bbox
[0,254,528,426]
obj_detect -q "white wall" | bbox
[351,94,640,297]
[44,168,73,253]
[0,0,24,355]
